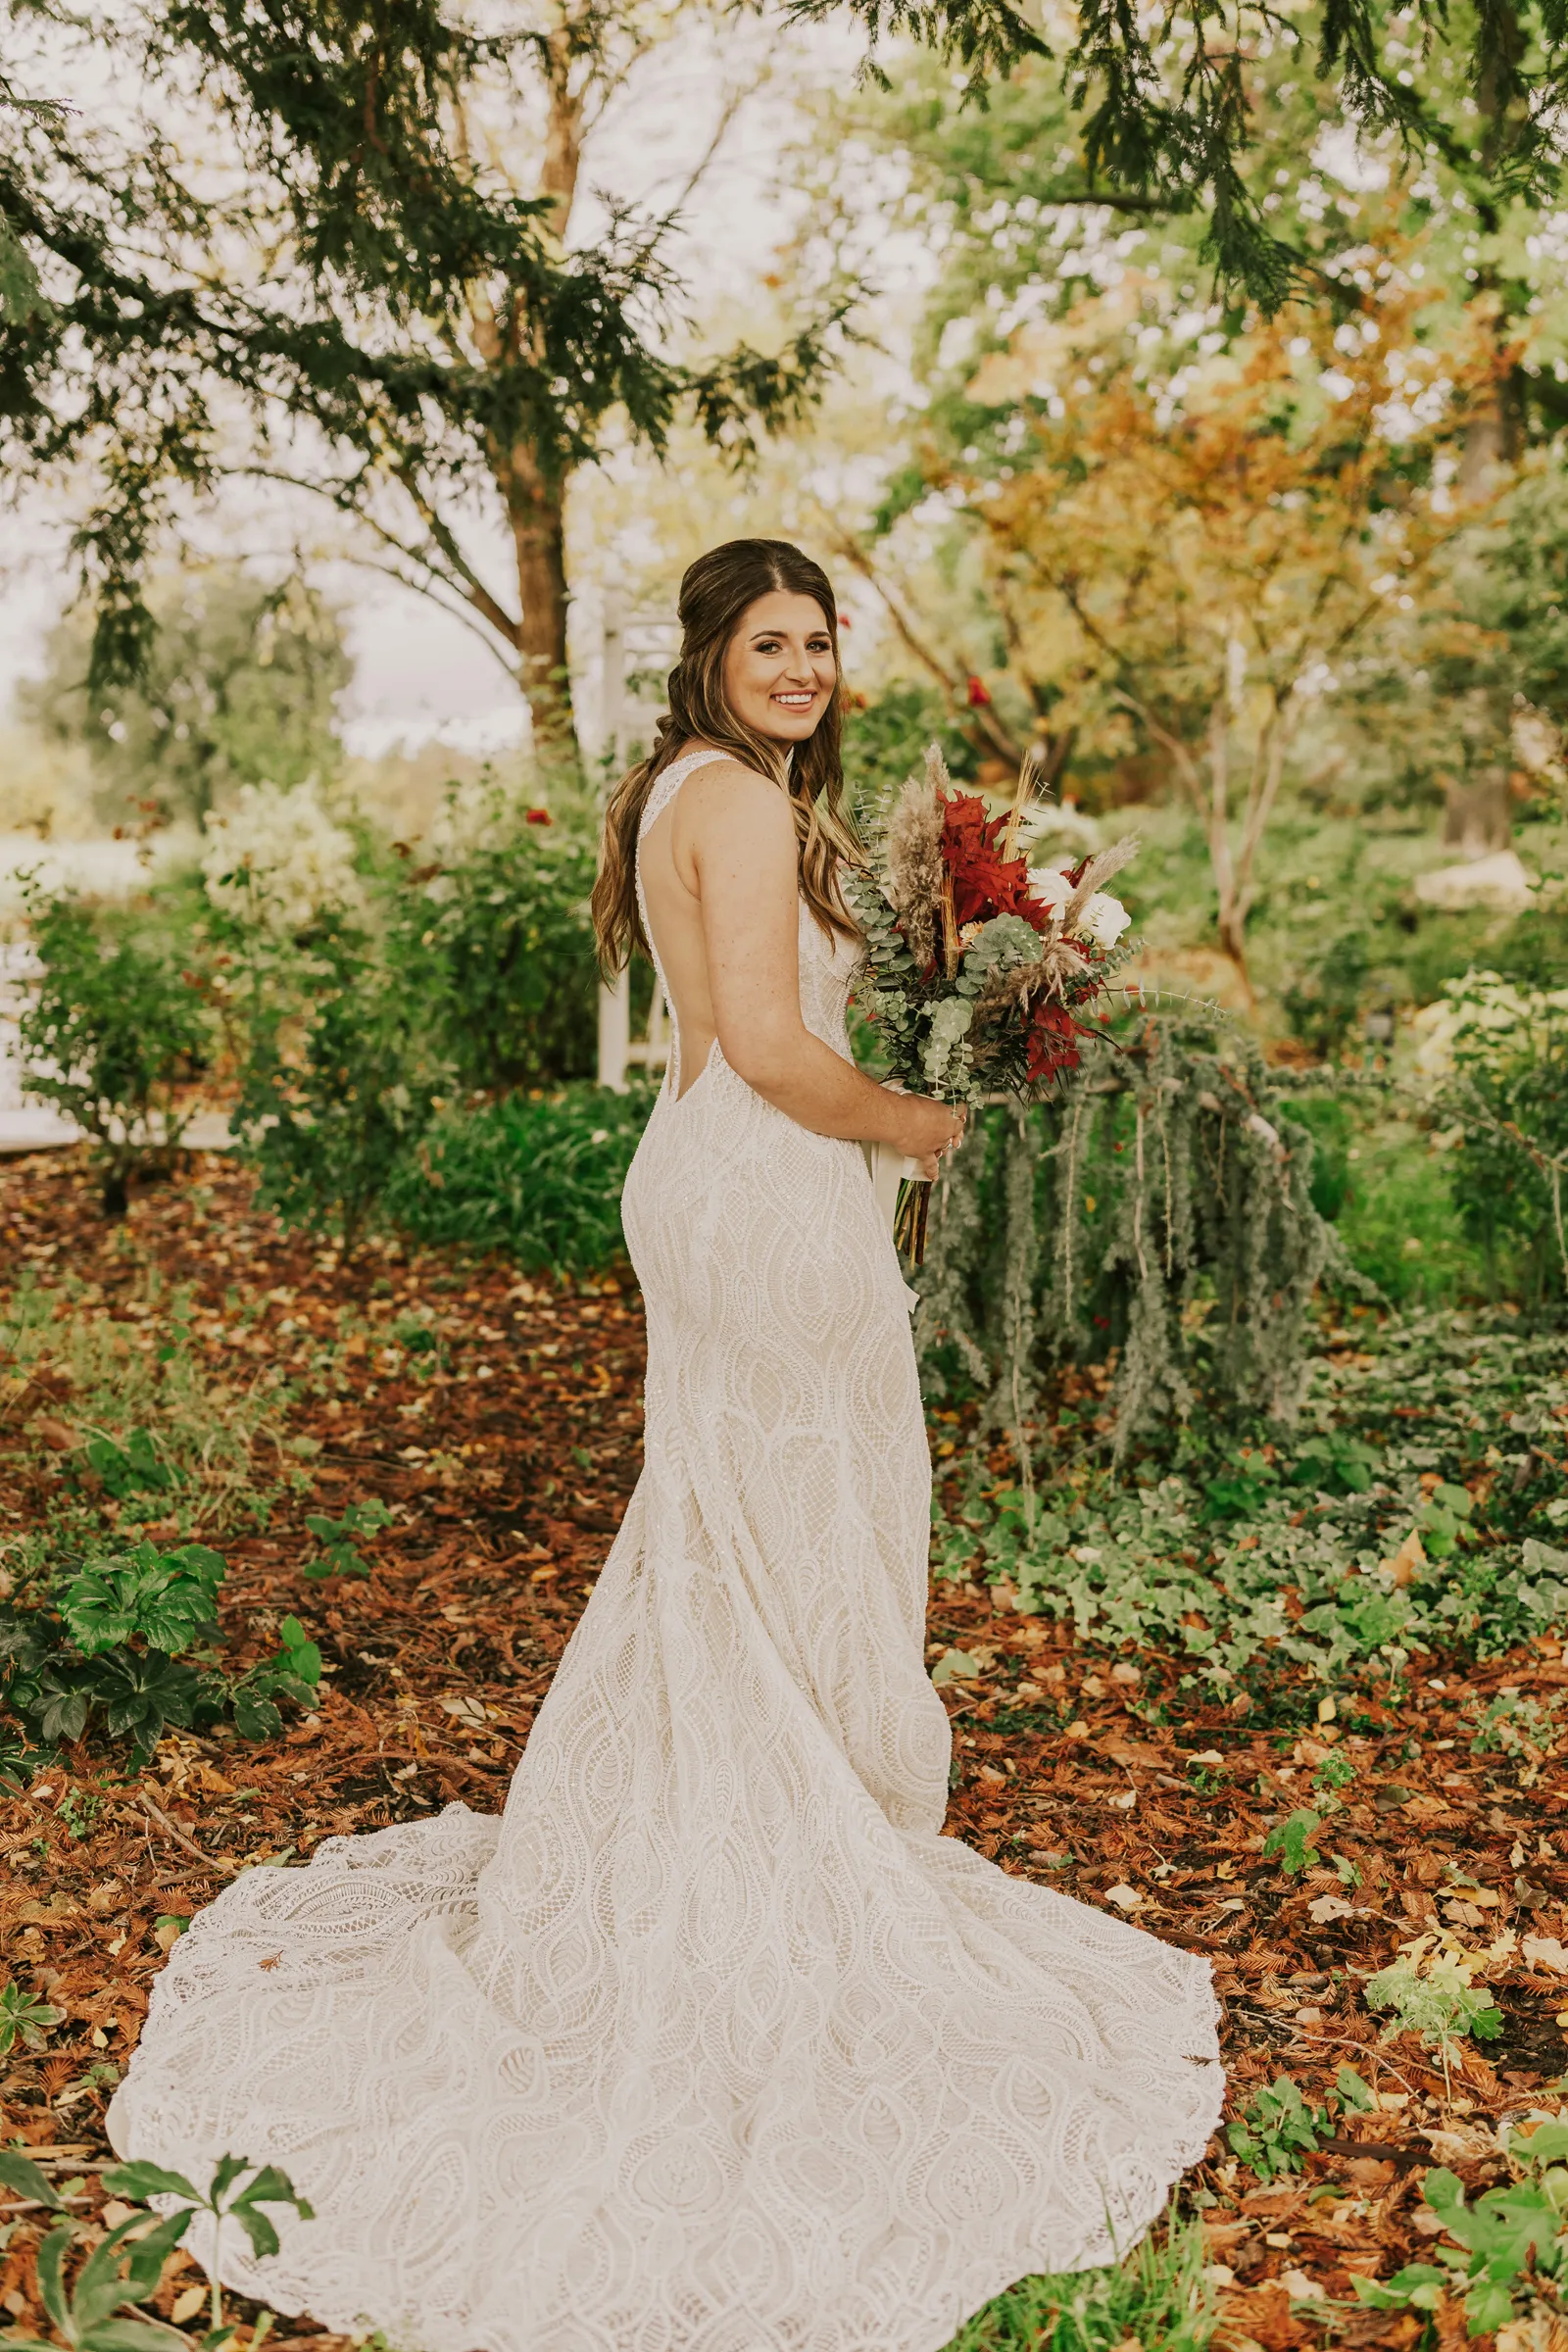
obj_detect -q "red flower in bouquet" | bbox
[1025,1000,1084,1084]
[846,742,1140,1261]
[938,793,1042,932]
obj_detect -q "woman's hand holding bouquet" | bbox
[844,746,1138,1264]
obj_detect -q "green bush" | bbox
[844,684,980,813]
[382,1084,653,1272]
[1430,970,1568,1306]
[404,776,601,1090]
[16,884,213,1213]
[209,774,606,1245]
[1286,1096,1483,1307]
[232,910,448,1251]
[1280,928,1373,1056]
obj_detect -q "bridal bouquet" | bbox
[844,746,1139,1263]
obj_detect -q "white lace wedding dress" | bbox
[107,750,1224,2352]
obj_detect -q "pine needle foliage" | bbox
[793,0,1568,306]
[1,0,842,701]
[916,1009,1361,1464]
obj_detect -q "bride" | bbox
[107,537,1223,2352]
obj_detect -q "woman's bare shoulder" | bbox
[677,750,791,834]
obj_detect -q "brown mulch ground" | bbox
[2,1149,1567,2350]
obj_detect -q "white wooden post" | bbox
[596,586,631,1090]
[598,964,632,1094]
[594,593,678,1092]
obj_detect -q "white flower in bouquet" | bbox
[1026,863,1073,915]
[202,778,363,934]
[1073,890,1132,950]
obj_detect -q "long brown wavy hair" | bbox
[590,538,862,974]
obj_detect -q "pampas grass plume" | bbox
[885,742,950,971]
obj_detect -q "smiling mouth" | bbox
[771,692,817,709]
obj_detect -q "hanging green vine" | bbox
[916,1009,1365,1467]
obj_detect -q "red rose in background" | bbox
[526,808,552,825]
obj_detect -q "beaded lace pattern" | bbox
[106,746,1224,2351]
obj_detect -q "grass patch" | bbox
[3,1272,306,1548]
[947,2211,1219,2350]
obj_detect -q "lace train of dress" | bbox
[106,751,1224,2352]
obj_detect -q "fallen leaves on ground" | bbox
[1,1150,1566,2350]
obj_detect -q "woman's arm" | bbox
[680,761,959,1165]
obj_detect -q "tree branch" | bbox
[822,520,1024,766]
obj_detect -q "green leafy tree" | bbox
[798,0,1568,303]
[18,564,351,824]
[2,0,837,739]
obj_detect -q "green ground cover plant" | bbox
[0,2143,313,2352]
[939,1312,1568,1693]
[1353,2118,1568,2338]
[2,1274,306,1540]
[301,1497,394,1580]
[1365,1949,1504,2066]
[1226,2067,1376,2180]
[0,1540,320,1771]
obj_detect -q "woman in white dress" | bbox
[107,538,1224,2352]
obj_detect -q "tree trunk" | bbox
[1442,763,1513,855]
[1203,703,1254,997]
[504,446,573,746]
[510,27,583,752]
[464,18,587,753]
[1462,0,1527,499]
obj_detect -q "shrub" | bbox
[200,775,366,935]
[1280,927,1374,1057]
[15,884,213,1214]
[1419,969,1568,1305]
[917,1011,1358,1466]
[405,775,601,1091]
[844,685,980,812]
[382,1084,652,1272]
[231,910,448,1251]
[1287,1098,1483,1308]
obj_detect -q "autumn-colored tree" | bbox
[954,267,1515,981]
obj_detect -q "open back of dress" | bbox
[106,748,1223,2352]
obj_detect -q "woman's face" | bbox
[721,591,837,745]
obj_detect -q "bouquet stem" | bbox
[893,1175,932,1268]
